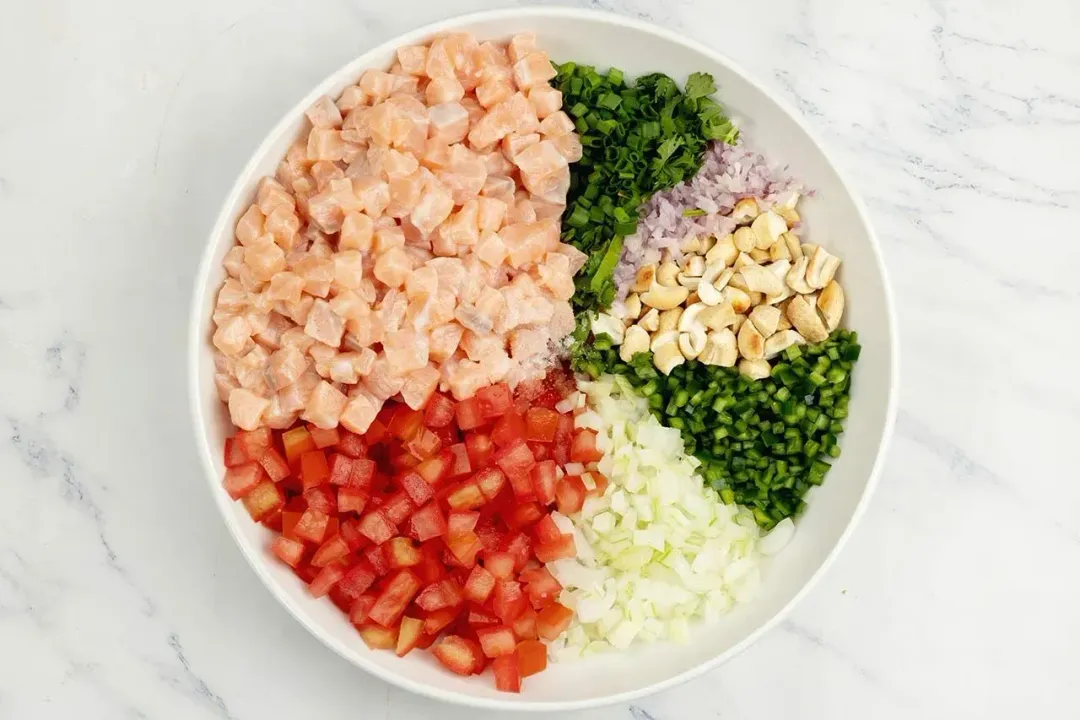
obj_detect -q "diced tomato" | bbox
[225,428,272,467]
[530,460,557,505]
[271,536,305,568]
[416,577,464,611]
[493,439,536,479]
[308,425,340,449]
[516,639,547,677]
[365,418,389,445]
[241,481,283,521]
[423,607,459,636]
[534,534,576,563]
[463,565,496,604]
[348,458,376,489]
[474,519,504,551]
[282,510,302,540]
[432,636,483,676]
[532,515,562,545]
[446,443,472,478]
[415,551,445,585]
[474,467,507,500]
[423,392,456,428]
[223,437,246,468]
[384,536,421,568]
[555,475,587,515]
[491,412,526,448]
[368,569,422,627]
[405,427,442,460]
[415,450,452,486]
[507,502,543,529]
[447,511,480,538]
[476,625,516,658]
[492,654,521,693]
[530,442,550,461]
[445,531,483,567]
[586,471,609,497]
[521,567,562,609]
[335,430,366,458]
[415,633,437,650]
[357,510,395,545]
[223,462,266,500]
[304,485,336,514]
[282,427,316,467]
[336,561,377,602]
[536,601,574,641]
[482,551,515,580]
[299,450,330,490]
[259,448,290,482]
[476,383,513,419]
[504,465,536,503]
[327,454,354,486]
[311,534,350,567]
[455,396,485,430]
[399,469,435,505]
[503,533,532,572]
[396,616,423,657]
[390,450,420,471]
[492,580,526,624]
[365,544,389,576]
[464,432,494,469]
[570,429,604,463]
[446,481,485,510]
[525,407,560,443]
[358,623,398,649]
[381,491,415,525]
[467,605,500,627]
[432,424,459,448]
[339,518,367,551]
[261,508,283,531]
[308,562,347,598]
[511,606,538,640]
[408,503,447,542]
[293,508,329,544]
[337,486,369,515]
[552,414,574,465]
[349,593,378,625]
[388,407,424,441]
[293,562,319,583]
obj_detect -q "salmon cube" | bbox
[428,103,469,145]
[307,128,347,162]
[213,315,252,357]
[294,255,334,298]
[329,350,375,384]
[557,243,589,275]
[380,149,419,179]
[453,304,495,336]
[243,235,286,282]
[364,356,406,401]
[340,387,381,434]
[374,226,406,254]
[387,170,425,219]
[444,200,479,247]
[405,266,439,300]
[267,272,304,305]
[475,41,512,82]
[336,86,367,114]
[500,220,556,269]
[508,33,538,64]
[397,45,429,76]
[306,95,343,128]
[505,93,540,134]
[223,246,245,278]
[376,289,409,334]
[439,149,487,206]
[339,213,373,253]
[373,246,413,289]
[538,252,575,301]
[427,257,467,295]
[311,161,345,192]
[481,175,516,200]
[302,381,348,429]
[254,311,292,350]
[527,85,562,119]
[280,326,316,354]
[333,251,365,292]
[510,326,549,360]
[539,111,575,137]
[264,205,301,251]
[470,230,505,268]
[475,197,507,234]
[513,52,557,90]
[305,191,344,234]
[304,299,345,347]
[277,369,320,413]
[461,96,486,127]
[550,133,583,163]
[234,345,271,395]
[550,300,574,340]
[530,195,565,221]
[215,372,239,403]
[467,101,516,149]
[475,79,514,109]
[235,205,265,246]
[429,322,464,363]
[425,38,456,80]
[474,286,507,328]
[502,132,540,162]
[514,140,567,181]
[461,330,505,363]
[263,394,299,430]
[341,106,372,145]
[508,198,537,225]
[229,388,270,431]
[360,69,397,102]
[410,177,455,235]
[346,313,384,349]
[216,278,247,313]
[401,364,441,410]
[426,76,465,105]
[277,294,315,325]
[257,177,296,214]
[525,165,570,205]
[268,346,307,390]
[328,290,368,322]
[308,341,338,379]
[383,329,430,372]
[352,176,390,217]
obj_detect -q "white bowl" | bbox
[189,7,898,711]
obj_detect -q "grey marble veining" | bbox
[0,0,1076,717]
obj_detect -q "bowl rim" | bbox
[188,5,899,711]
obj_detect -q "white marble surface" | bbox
[1,0,1077,717]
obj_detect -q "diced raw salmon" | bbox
[234,345,271,395]
[537,251,575,301]
[502,132,540,162]
[306,95,344,128]
[454,304,494,335]
[513,52,557,90]
[410,176,454,235]
[386,93,430,152]
[475,230,508,267]
[373,226,406,255]
[506,93,540,135]
[514,140,567,181]
[360,69,398,102]
[235,205,265,246]
[305,190,344,233]
[257,177,296,215]
[223,246,245,278]
[475,79,514,109]
[263,394,300,430]
[500,219,558,269]
[364,356,406,401]
[308,342,338,379]
[308,128,347,162]
[333,251,365,291]
[397,45,429,76]
[431,227,457,258]
[277,294,315,326]
[549,133,583,163]
[446,358,491,400]
[254,311,293,350]
[244,234,286,282]
[467,100,516,149]
[313,160,346,191]
[474,286,507,330]
[428,103,469,145]
[509,325,550,361]
[444,200,480,247]
[508,33,538,63]
[341,106,372,145]
[430,289,458,326]
[425,38,456,80]
[336,86,367,114]
[461,97,486,127]
[302,380,348,429]
[375,289,409,333]
[475,197,507,234]
[268,345,307,390]
[429,322,464,363]
[293,255,334,298]
[264,205,301,251]
[426,76,465,105]
[353,176,391,217]
[328,350,375,384]
[374,246,413,289]
[530,195,565,221]
[475,41,513,83]
[304,298,346,347]
[527,85,563,119]
[280,326,316,354]
[330,176,366,214]
[508,198,537,225]
[377,149,419,179]
[481,175,516,200]
[340,386,381,434]
[268,272,304,304]
[340,212,375,252]
[401,364,441,410]
[215,372,239,403]
[345,312,384,348]
[229,388,270,431]
[421,140,453,172]
[277,368,320,414]
[557,243,589,275]
[213,315,252,357]
[328,290,368,322]
[461,330,505,363]
[405,266,439,299]
[386,170,425,219]
[216,278,247,312]
[539,111,575,137]
[383,329,430,373]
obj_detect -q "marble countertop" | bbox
[2,0,1077,717]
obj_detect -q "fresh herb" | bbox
[573,330,862,528]
[555,63,738,313]
[682,208,708,217]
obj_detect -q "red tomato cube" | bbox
[408,503,447,541]
[337,561,378,602]
[293,508,330,544]
[446,443,472,478]
[365,544,389,576]
[223,462,266,500]
[368,569,422,627]
[464,432,494,469]
[327,453,354,485]
[552,414,575,465]
[348,594,378,626]
[357,510,395,545]
[258,448,290,482]
[511,606,538,640]
[339,518,367,551]
[455,397,485,431]
[521,566,563,609]
[386,537,421,568]
[396,616,423,657]
[405,427,442,460]
[335,430,367,458]
[415,450,452,486]
[337,486,369,515]
[365,418,389,445]
[348,458,376,488]
[446,531,483,567]
[303,485,336,514]
[532,514,563,545]
[534,534,576,563]
[491,412,526,448]
[300,450,330,489]
[507,502,543,529]
[492,580,526,624]
[399,469,435,506]
[475,519,504,552]
[381,491,415,525]
[530,442,550,461]
[536,601,574,641]
[505,465,536,503]
[432,636,483,676]
[358,624,398,649]
[570,429,604,463]
[494,439,536,478]
[447,511,480,538]
[271,536,305,568]
[225,428,272,466]
[423,608,459,636]
[308,562,347,598]
[516,639,547,677]
[492,654,521,693]
[241,481,284,521]
[586,471,609,498]
[476,382,513,419]
[555,475,587,515]
[474,467,507,500]
[416,578,464,611]
[463,565,496,604]
[388,407,424,441]
[482,551,515,580]
[476,625,516,658]
[446,481,485,510]
[530,460,558,506]
[503,533,532,572]
[311,534,350,567]
[423,392,456,429]
[308,425,340,449]
[468,605,500,627]
[525,407,560,443]
[282,427,316,467]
